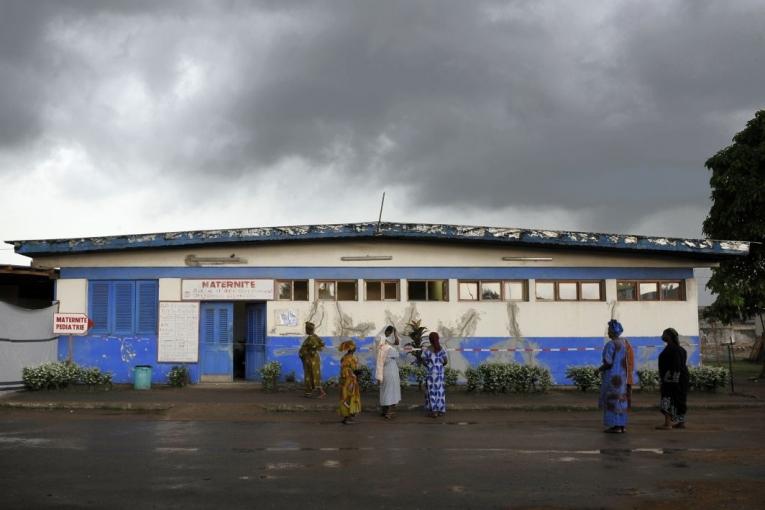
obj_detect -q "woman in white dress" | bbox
[376,326,401,420]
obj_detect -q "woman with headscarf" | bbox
[598,320,635,433]
[376,325,401,420]
[338,340,361,425]
[656,327,689,430]
[422,331,448,418]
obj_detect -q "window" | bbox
[639,282,658,301]
[275,280,309,301]
[459,281,479,301]
[459,280,527,301]
[503,281,526,301]
[534,281,604,301]
[617,281,637,301]
[408,280,449,301]
[660,282,683,301]
[316,280,358,301]
[535,281,555,301]
[617,280,685,301]
[365,280,400,301]
[89,280,158,335]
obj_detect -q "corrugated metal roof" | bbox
[7,222,750,259]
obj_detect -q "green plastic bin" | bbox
[133,365,152,390]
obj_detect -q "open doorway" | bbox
[200,301,266,382]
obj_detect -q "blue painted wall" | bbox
[57,334,699,385]
[266,335,701,385]
[58,335,201,385]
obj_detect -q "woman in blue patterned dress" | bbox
[422,332,448,418]
[598,320,634,433]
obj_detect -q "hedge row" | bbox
[22,362,112,391]
[465,363,553,393]
[565,365,729,392]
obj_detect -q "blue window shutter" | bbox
[202,308,215,344]
[113,282,135,335]
[217,307,230,344]
[90,282,111,333]
[135,281,158,334]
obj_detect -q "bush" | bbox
[475,362,553,393]
[167,365,190,388]
[444,367,461,388]
[465,367,481,392]
[399,364,427,388]
[637,368,659,391]
[355,364,376,392]
[80,367,112,388]
[690,366,728,392]
[22,361,111,391]
[260,361,281,391]
[565,366,600,392]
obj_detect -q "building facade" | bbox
[10,222,749,385]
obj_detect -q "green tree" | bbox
[703,110,765,374]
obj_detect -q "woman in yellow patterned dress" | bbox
[338,340,362,424]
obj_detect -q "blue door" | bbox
[200,302,234,379]
[245,302,267,381]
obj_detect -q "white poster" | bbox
[275,309,298,327]
[157,302,199,363]
[181,279,275,301]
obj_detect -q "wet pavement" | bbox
[1,407,763,509]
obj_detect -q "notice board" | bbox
[157,301,199,363]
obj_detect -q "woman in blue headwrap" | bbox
[598,320,634,433]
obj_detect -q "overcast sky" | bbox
[1,0,764,268]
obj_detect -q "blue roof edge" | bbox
[7,222,750,258]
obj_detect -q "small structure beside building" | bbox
[0,266,58,389]
[8,222,750,385]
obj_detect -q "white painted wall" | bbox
[55,279,87,314]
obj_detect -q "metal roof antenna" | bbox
[375,191,386,235]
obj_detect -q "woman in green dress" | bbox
[299,321,326,399]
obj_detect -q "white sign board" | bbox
[53,313,90,335]
[181,279,275,301]
[157,302,199,363]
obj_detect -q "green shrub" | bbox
[690,366,728,392]
[637,368,659,391]
[525,365,553,393]
[356,364,376,392]
[399,364,426,388]
[444,367,461,387]
[465,367,481,392]
[565,366,600,392]
[260,361,281,391]
[476,362,553,393]
[80,367,112,387]
[167,365,190,388]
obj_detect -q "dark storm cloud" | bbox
[1,0,763,233]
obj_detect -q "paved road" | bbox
[1,408,763,509]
